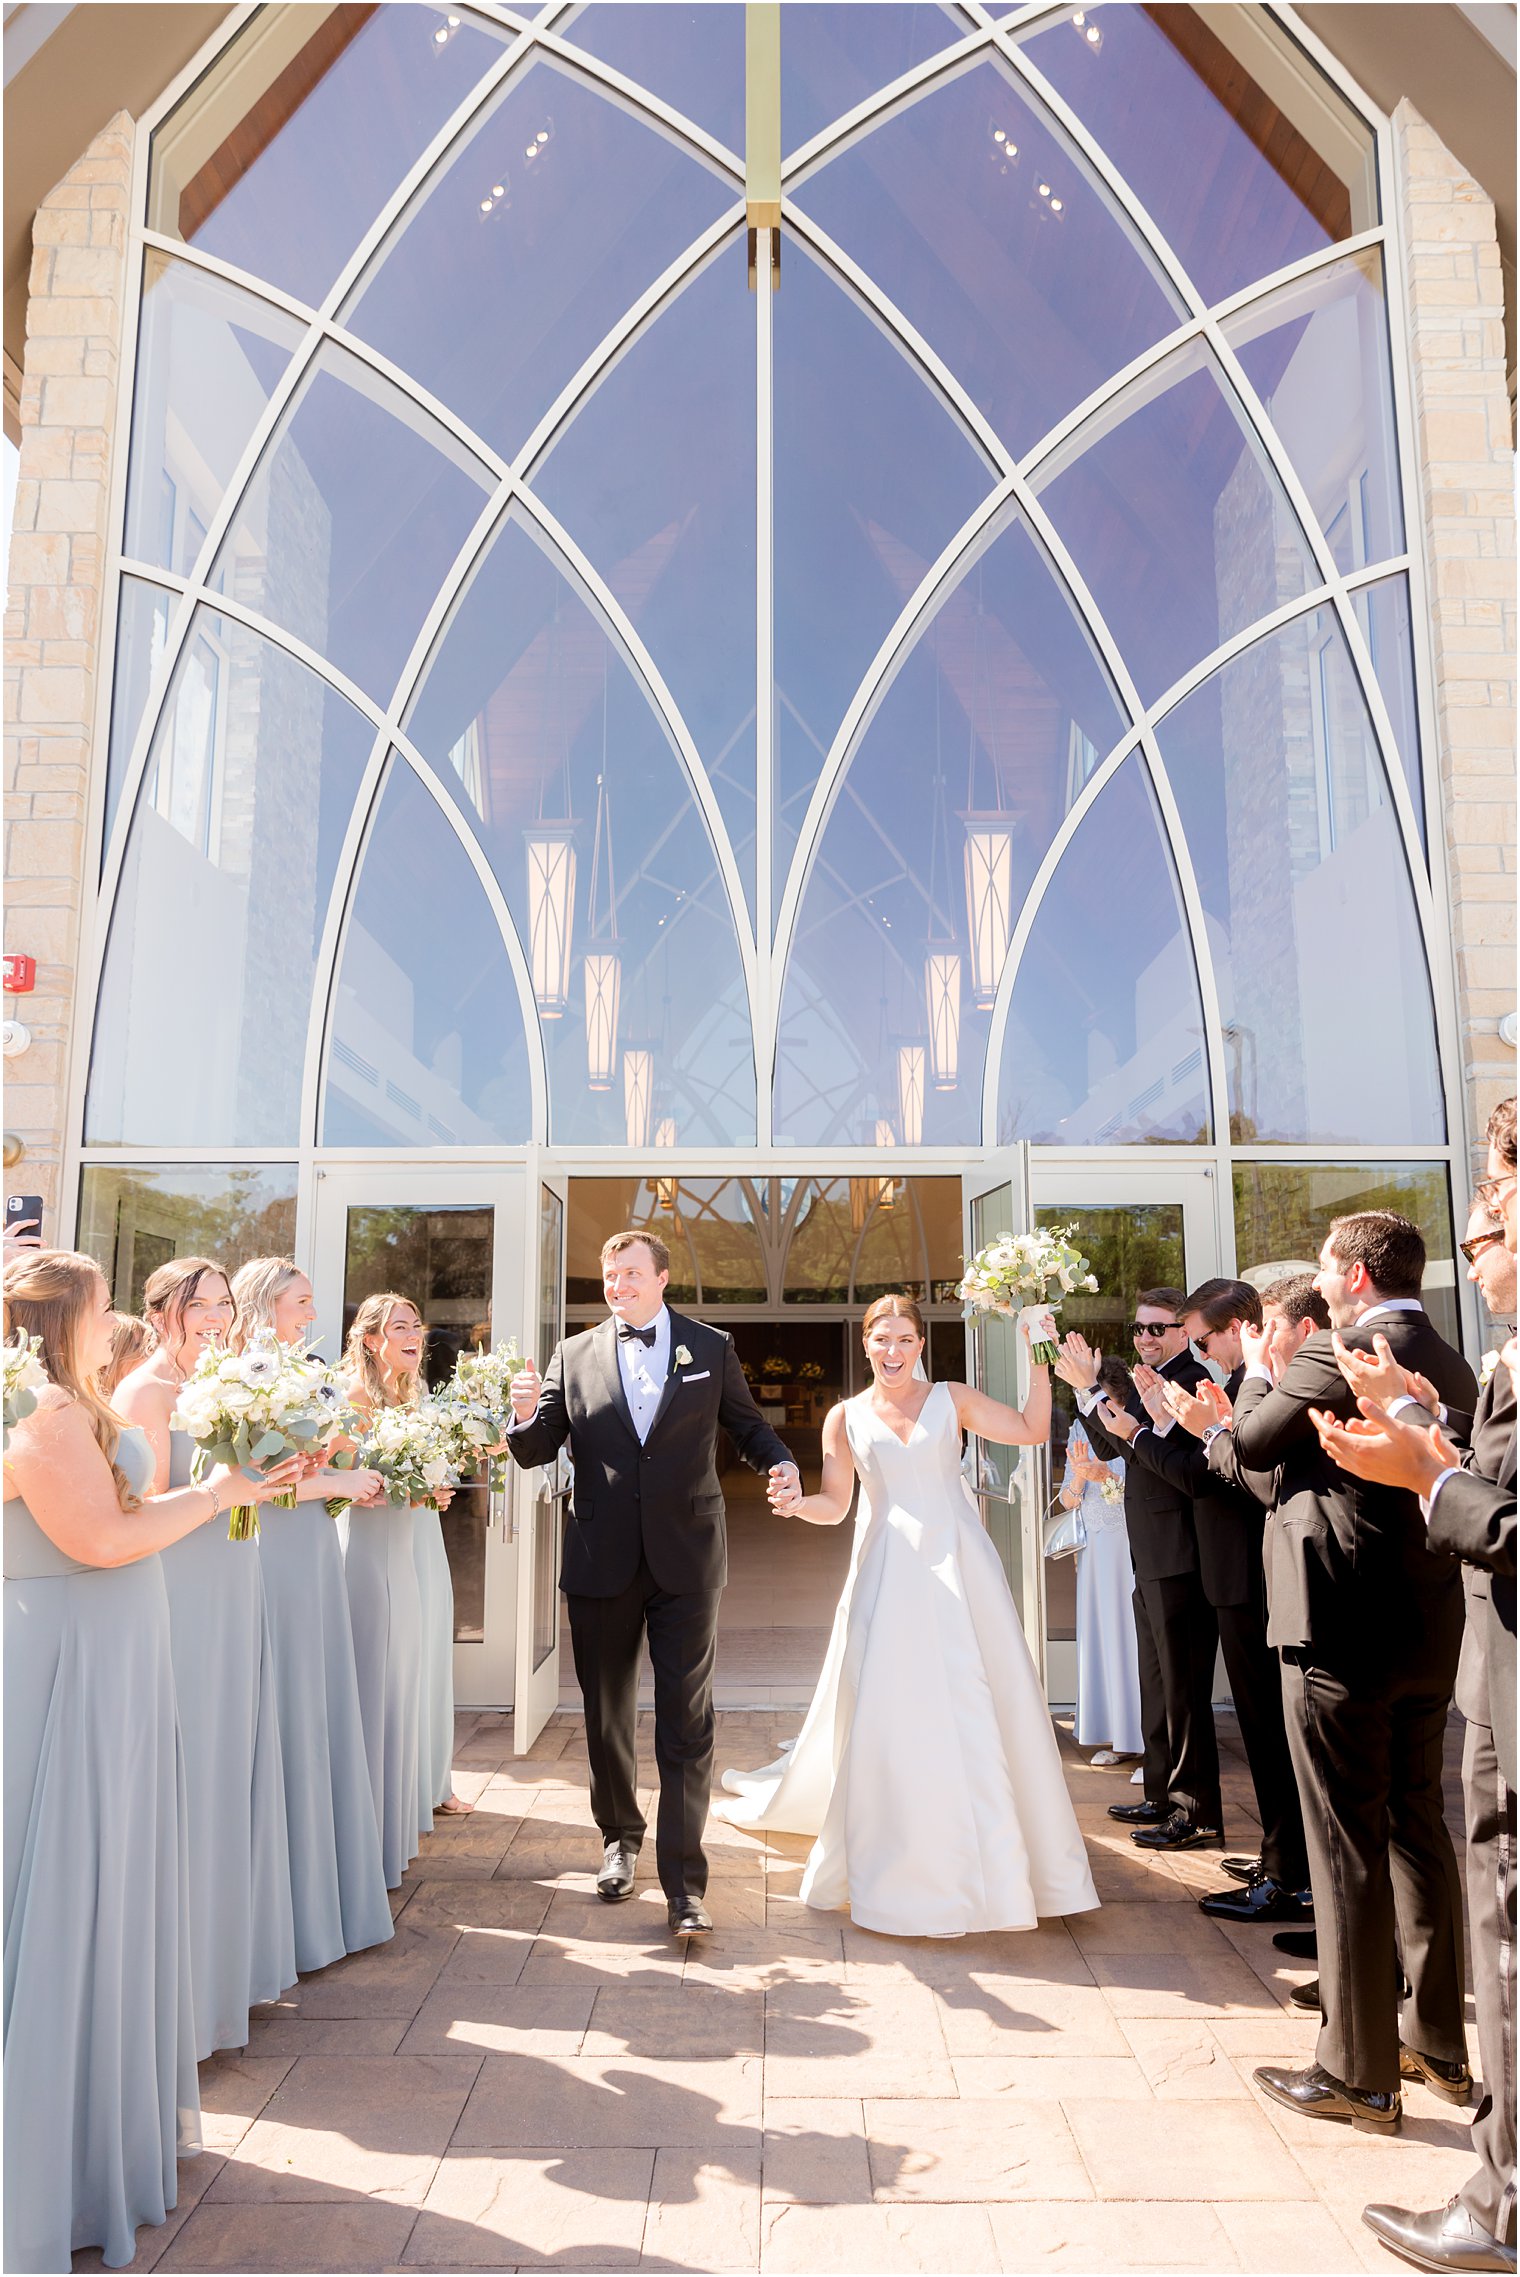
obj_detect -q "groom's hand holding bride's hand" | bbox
[509,1357,542,1423]
[768,1461,802,1514]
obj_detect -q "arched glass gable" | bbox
[88,1,1445,1159]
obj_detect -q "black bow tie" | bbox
[617,1321,657,1347]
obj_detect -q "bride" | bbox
[714,1294,1098,1937]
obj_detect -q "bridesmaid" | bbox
[415,1440,471,1826]
[3,1251,283,2272]
[116,1258,299,2059]
[228,1257,394,1970]
[340,1292,430,1886]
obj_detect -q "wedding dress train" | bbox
[714,1380,1098,1936]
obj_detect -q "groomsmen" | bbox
[1314,1106,1515,2273]
[1210,1212,1478,2134]
[1058,1292,1219,1849]
[1105,1279,1310,1923]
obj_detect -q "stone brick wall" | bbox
[3,111,133,1238]
[1393,100,1518,1170]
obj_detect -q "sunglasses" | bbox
[1459,1229,1506,1266]
[1128,1321,1176,1338]
[1474,1174,1516,1209]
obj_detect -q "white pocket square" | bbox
[681,1370,711,1382]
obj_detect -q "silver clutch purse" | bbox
[1043,1499,1087,1561]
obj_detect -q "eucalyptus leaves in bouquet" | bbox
[2,1331,48,1431]
[172,1330,346,1540]
[959,1226,1099,1366]
[355,1401,458,1511]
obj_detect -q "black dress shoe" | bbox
[1290,1977,1321,2012]
[1273,1928,1318,1959]
[596,1840,638,1902]
[668,1898,712,1937]
[1199,1876,1314,1924]
[1222,1854,1263,1883]
[1253,2060,1401,2132]
[1362,2197,1516,2273]
[1108,1799,1168,1824]
[1131,1810,1224,1851]
[1399,2046,1475,2105]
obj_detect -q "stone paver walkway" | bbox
[82,1711,1477,2275]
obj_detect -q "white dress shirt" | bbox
[616,1305,671,1444]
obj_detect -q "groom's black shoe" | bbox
[668,1898,712,1938]
[1198,1874,1314,1924]
[1108,1799,1168,1825]
[1222,1853,1264,1883]
[596,1841,638,1903]
[1131,1811,1224,1850]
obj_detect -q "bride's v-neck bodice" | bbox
[845,1380,974,1549]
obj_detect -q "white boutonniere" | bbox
[1480,1349,1499,1389]
[674,1345,693,1369]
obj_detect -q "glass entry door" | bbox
[961,1146,1045,1681]
[312,1165,535,1712]
[514,1172,567,1751]
[1028,1158,1223,1703]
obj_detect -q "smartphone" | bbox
[4,1194,44,1243]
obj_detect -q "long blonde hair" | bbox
[343,1291,422,1411]
[4,1249,142,1507]
[142,1257,233,1363]
[228,1255,305,1351]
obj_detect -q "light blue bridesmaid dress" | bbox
[413,1503,457,1823]
[161,1428,297,2057]
[4,1426,201,2272]
[342,1499,424,1887]
[257,1501,394,1969]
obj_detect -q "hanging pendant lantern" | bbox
[963,818,1014,1008]
[583,951,621,1090]
[925,950,961,1090]
[654,1116,678,1211]
[874,1117,897,1211]
[525,825,576,1017]
[623,1049,652,1147]
[897,1044,925,1147]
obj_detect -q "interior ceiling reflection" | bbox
[88,0,1448,1162]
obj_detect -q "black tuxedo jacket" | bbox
[505,1310,794,1598]
[1437,1365,1517,1784]
[1079,1345,1208,1582]
[1128,1365,1273,1609]
[1224,1309,1478,1673]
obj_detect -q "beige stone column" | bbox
[1393,100,1517,1171]
[2,110,133,1235]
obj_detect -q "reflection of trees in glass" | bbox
[342,1206,494,1386]
[78,1167,298,1313]
[1232,1161,1455,1343]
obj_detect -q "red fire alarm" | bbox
[3,955,36,995]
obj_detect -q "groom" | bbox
[507,1230,800,1936]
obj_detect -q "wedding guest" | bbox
[1059,1357,1144,1765]
[101,1309,155,1394]
[1318,1107,1516,2272]
[116,1258,299,2058]
[1211,1212,1477,2134]
[3,1251,287,2274]
[1111,1279,1310,1926]
[410,1359,471,1827]
[227,1258,394,1971]
[340,1293,429,1887]
[1058,1291,1219,1850]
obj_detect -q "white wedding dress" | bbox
[714,1381,1099,1937]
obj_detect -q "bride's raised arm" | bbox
[768,1401,855,1526]
[947,1328,1052,1448]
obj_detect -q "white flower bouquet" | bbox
[430,1388,504,1489]
[1099,1474,1124,1506]
[355,1400,458,1511]
[3,1330,48,1430]
[958,1225,1099,1365]
[440,1339,522,1487]
[172,1329,346,1540]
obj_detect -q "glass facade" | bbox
[84,3,1450,1209]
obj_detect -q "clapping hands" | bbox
[1331,1331,1439,1418]
[1054,1333,1101,1392]
[1163,1377,1233,1439]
